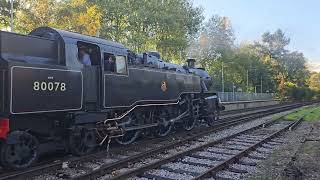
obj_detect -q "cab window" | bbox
[104,53,128,75]
[77,42,101,66]
[104,53,116,72]
[115,56,127,74]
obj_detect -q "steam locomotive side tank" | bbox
[0,27,223,169]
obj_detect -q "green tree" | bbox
[231,43,276,93]
[15,0,58,33]
[91,0,203,63]
[15,0,101,36]
[13,0,203,63]
[260,29,290,59]
[189,14,234,91]
[253,29,310,99]
[0,0,19,29]
[282,51,309,86]
[56,0,101,36]
[309,72,320,91]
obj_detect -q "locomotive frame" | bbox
[0,27,223,169]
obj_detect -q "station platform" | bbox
[222,100,279,111]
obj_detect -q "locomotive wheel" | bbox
[183,99,199,131]
[68,129,97,156]
[115,113,141,145]
[154,109,172,137]
[0,131,39,170]
[206,109,220,127]
[183,111,197,131]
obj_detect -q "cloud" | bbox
[307,63,320,72]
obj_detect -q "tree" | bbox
[13,0,203,63]
[254,30,292,94]
[15,0,101,36]
[282,51,309,86]
[0,0,19,29]
[15,0,58,33]
[88,0,130,42]
[91,0,203,63]
[56,0,101,36]
[202,15,234,51]
[252,29,311,99]
[309,72,320,91]
[195,15,234,63]
[231,43,276,93]
[188,14,234,91]
[260,29,290,59]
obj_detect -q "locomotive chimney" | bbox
[143,53,148,64]
[187,58,196,68]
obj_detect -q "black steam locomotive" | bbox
[0,27,223,169]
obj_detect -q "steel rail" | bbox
[193,119,302,179]
[103,119,277,179]
[72,103,304,180]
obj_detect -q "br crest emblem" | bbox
[161,81,167,92]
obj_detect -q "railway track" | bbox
[92,108,305,180]
[0,102,307,179]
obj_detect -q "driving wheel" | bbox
[115,113,141,145]
[0,131,39,170]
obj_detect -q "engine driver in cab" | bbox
[79,46,92,65]
[104,54,115,72]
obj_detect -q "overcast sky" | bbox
[193,0,320,65]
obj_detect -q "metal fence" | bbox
[217,92,274,102]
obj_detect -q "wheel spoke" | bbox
[68,129,97,156]
[115,113,141,145]
[154,109,172,137]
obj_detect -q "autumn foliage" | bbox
[0,0,318,100]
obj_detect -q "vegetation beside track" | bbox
[284,106,320,121]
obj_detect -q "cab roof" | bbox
[30,27,126,49]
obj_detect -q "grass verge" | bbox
[284,105,320,121]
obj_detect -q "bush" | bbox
[283,83,319,101]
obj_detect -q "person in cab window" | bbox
[79,47,91,65]
[105,56,115,72]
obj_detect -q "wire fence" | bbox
[218,92,275,102]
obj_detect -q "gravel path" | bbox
[245,120,320,180]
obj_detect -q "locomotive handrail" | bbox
[102,101,180,123]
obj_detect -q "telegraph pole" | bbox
[232,82,235,101]
[246,69,249,92]
[260,75,263,93]
[10,0,14,32]
[221,62,224,93]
